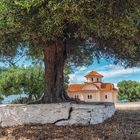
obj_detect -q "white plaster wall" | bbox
[68,91,117,103]
[94,83,102,88]
[82,85,97,90]
[100,92,113,102]
[87,77,102,82]
[68,92,84,101]
[80,92,100,102]
[96,92,101,101]
[112,91,118,102]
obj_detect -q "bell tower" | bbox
[85,71,103,83]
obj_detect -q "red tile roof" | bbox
[67,84,85,92]
[85,71,103,78]
[101,83,113,90]
[67,83,117,93]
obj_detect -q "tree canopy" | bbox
[0,65,71,103]
[0,95,4,104]
[1,0,140,66]
[0,0,140,103]
[118,80,140,102]
[0,66,44,102]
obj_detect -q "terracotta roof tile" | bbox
[67,84,84,92]
[101,83,114,90]
[84,82,100,89]
[68,83,116,93]
[85,71,103,78]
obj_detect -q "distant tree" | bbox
[11,97,29,104]
[0,66,71,103]
[0,1,140,103]
[0,95,4,104]
[118,80,140,102]
[0,66,44,102]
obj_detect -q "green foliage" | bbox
[118,80,140,102]
[64,64,71,90]
[0,65,71,103]
[11,97,31,104]
[0,94,4,103]
[0,66,44,102]
[0,67,23,96]
[0,87,4,103]
[22,66,44,101]
[0,0,140,67]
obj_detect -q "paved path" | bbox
[115,102,140,110]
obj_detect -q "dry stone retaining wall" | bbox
[0,103,115,127]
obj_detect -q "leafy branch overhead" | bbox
[0,0,140,67]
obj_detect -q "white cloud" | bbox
[95,64,117,71]
[103,64,116,69]
[69,63,140,84]
[113,83,118,89]
[69,73,86,84]
[99,67,140,78]
[77,66,87,71]
[69,66,88,83]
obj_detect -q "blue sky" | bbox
[69,58,140,88]
[1,57,140,103]
[1,47,139,88]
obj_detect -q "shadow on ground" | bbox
[0,110,140,140]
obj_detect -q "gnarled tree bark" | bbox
[42,41,69,103]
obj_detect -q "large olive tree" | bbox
[0,0,140,103]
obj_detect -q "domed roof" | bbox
[85,71,103,78]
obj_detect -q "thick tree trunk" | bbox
[42,41,69,103]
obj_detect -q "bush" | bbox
[118,80,140,102]
[11,97,32,104]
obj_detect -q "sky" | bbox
[1,47,139,88]
[1,57,140,103]
[69,58,140,88]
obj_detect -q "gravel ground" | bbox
[0,110,140,140]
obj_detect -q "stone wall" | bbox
[0,103,116,127]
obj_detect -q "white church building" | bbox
[67,71,118,103]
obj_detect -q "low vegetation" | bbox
[118,80,140,102]
[0,66,44,103]
[0,66,70,104]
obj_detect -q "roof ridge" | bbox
[85,70,103,78]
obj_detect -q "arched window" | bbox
[75,95,79,99]
[105,95,107,99]
[88,95,92,99]
[90,95,92,99]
